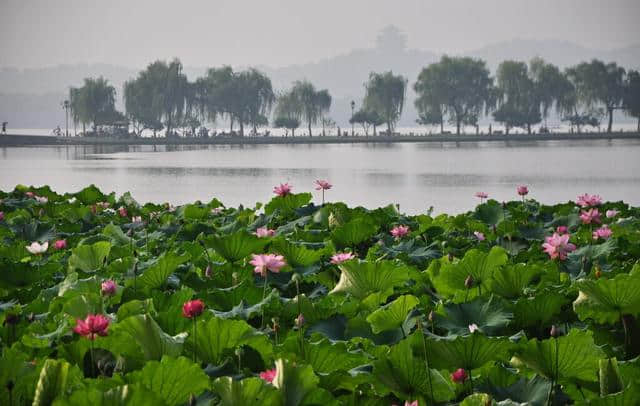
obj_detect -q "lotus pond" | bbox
[1,184,639,405]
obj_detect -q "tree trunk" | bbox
[239,120,244,137]
[456,117,461,135]
[607,107,613,133]
[308,121,312,137]
[292,128,295,137]
[440,119,444,134]
[527,123,531,135]
[637,117,640,133]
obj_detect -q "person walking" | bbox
[1,121,7,135]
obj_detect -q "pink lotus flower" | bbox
[54,239,67,250]
[295,313,305,327]
[182,299,205,319]
[273,183,292,197]
[211,207,223,215]
[592,225,613,240]
[250,254,286,276]
[517,185,529,196]
[580,208,601,225]
[473,231,485,241]
[35,196,48,204]
[404,402,418,406]
[118,207,128,217]
[390,225,410,239]
[25,191,35,198]
[101,280,117,296]
[0,211,3,221]
[556,226,568,234]
[475,192,489,203]
[542,233,577,260]
[26,241,48,255]
[260,368,277,384]
[330,252,355,264]
[254,227,276,238]
[97,202,110,209]
[451,368,468,384]
[576,193,602,208]
[606,209,619,218]
[73,314,110,340]
[314,180,332,190]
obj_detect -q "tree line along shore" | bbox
[49,56,640,139]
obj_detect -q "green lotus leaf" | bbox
[180,204,209,220]
[188,316,272,365]
[125,356,209,406]
[435,296,512,336]
[68,241,112,273]
[460,393,493,406]
[212,376,282,406]
[372,338,455,402]
[282,337,368,374]
[511,329,605,382]
[489,263,543,299]
[573,272,640,324]
[599,358,624,396]
[366,294,420,334]
[208,230,268,263]
[330,217,379,249]
[482,376,551,406]
[271,237,327,267]
[265,192,313,215]
[423,333,514,371]
[33,359,82,406]
[513,290,568,328]
[52,384,165,406]
[102,223,132,245]
[430,246,508,301]
[137,251,190,290]
[72,184,111,205]
[272,358,338,406]
[329,259,410,300]
[114,314,185,361]
[475,201,506,226]
[0,348,41,405]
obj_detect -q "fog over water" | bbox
[2,140,639,214]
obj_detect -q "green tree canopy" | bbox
[363,71,407,135]
[288,80,332,137]
[492,60,541,134]
[623,70,640,132]
[414,56,494,135]
[69,77,123,134]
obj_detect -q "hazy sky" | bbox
[2,0,639,69]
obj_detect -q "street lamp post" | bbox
[350,100,355,136]
[61,100,70,137]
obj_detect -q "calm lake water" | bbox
[1,140,640,214]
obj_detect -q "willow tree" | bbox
[492,61,541,134]
[69,77,119,134]
[363,71,407,135]
[123,76,162,136]
[290,80,332,136]
[414,56,494,135]
[529,57,573,128]
[623,70,640,132]
[274,89,302,137]
[233,68,275,136]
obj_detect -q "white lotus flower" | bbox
[132,216,143,223]
[35,196,48,204]
[68,197,77,204]
[26,241,49,254]
[468,323,479,333]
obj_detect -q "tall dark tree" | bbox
[492,60,541,134]
[274,89,302,137]
[565,60,625,133]
[623,70,640,132]
[69,77,121,134]
[529,57,573,128]
[363,71,407,135]
[414,56,494,135]
[290,80,331,137]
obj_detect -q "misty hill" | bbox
[2,33,639,129]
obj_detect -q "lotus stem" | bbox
[193,318,197,364]
[621,313,630,355]
[420,320,435,402]
[260,272,268,328]
[90,340,96,378]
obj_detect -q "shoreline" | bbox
[1,131,639,146]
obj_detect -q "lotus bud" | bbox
[464,275,474,289]
[272,318,280,333]
[428,310,434,323]
[291,273,302,284]
[235,347,244,358]
[550,325,559,338]
[204,264,212,278]
[295,313,305,328]
[232,272,239,284]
